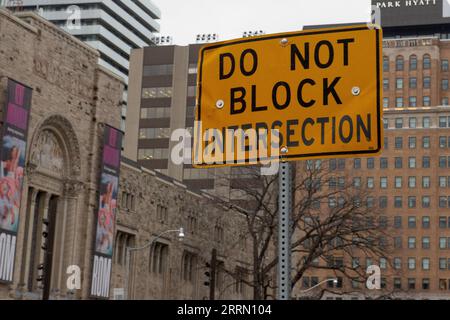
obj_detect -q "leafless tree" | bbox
[213,159,394,300]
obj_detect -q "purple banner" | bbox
[90,125,123,298]
[0,79,32,283]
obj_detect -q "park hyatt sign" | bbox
[193,25,383,168]
[375,0,437,8]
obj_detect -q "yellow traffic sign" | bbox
[193,25,383,168]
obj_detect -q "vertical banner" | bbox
[0,79,32,283]
[90,125,123,299]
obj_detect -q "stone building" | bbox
[0,9,252,300]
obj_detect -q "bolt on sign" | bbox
[193,24,383,168]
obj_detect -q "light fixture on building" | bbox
[196,33,219,44]
[151,35,173,46]
[242,30,265,38]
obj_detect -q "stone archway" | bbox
[18,115,84,299]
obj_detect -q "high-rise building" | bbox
[3,0,161,131]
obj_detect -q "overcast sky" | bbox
[151,0,372,45]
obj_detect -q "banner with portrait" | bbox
[90,125,123,298]
[0,79,32,283]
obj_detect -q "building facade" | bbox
[0,9,252,300]
[2,0,162,131]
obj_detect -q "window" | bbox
[138,148,169,160]
[422,259,430,270]
[394,257,402,269]
[423,54,431,69]
[440,116,448,128]
[422,237,430,249]
[115,232,135,265]
[395,137,403,149]
[396,97,404,108]
[188,63,198,74]
[440,136,447,148]
[142,87,173,99]
[393,216,402,229]
[423,77,431,89]
[383,79,389,90]
[439,217,447,228]
[181,251,197,282]
[443,97,449,106]
[354,158,361,169]
[187,86,197,97]
[440,156,447,168]
[443,79,449,91]
[440,258,448,270]
[139,128,171,139]
[440,237,447,249]
[380,258,387,269]
[394,237,402,248]
[422,196,431,208]
[150,242,169,274]
[337,159,345,170]
[408,278,416,290]
[409,77,417,89]
[423,116,431,128]
[422,278,430,290]
[396,56,404,71]
[422,216,430,228]
[422,136,430,149]
[423,157,430,168]
[408,258,416,270]
[409,55,417,70]
[440,196,448,208]
[394,196,402,208]
[395,176,402,188]
[409,96,417,107]
[394,278,402,290]
[395,118,403,128]
[408,176,416,188]
[143,64,173,76]
[380,177,387,189]
[408,196,416,208]
[442,59,449,72]
[408,157,416,168]
[422,176,430,188]
[383,119,389,129]
[367,158,374,169]
[423,96,431,106]
[353,177,361,188]
[396,78,403,89]
[379,216,388,229]
[384,137,389,149]
[383,56,389,72]
[367,177,374,189]
[395,157,402,169]
[408,217,416,228]
[409,117,417,128]
[380,157,388,169]
[383,97,389,108]
[408,238,416,250]
[379,196,387,208]
[440,176,447,188]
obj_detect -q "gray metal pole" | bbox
[125,247,131,300]
[277,161,292,300]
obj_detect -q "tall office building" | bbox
[3,0,161,130]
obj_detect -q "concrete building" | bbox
[0,9,252,300]
[2,0,162,132]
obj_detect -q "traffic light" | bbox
[203,263,211,287]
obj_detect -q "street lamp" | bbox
[124,227,184,299]
[295,278,338,299]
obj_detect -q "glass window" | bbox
[422,196,431,208]
[440,116,448,128]
[408,258,416,269]
[422,157,430,168]
[354,158,361,169]
[140,107,171,119]
[383,56,389,72]
[383,119,388,129]
[396,78,403,89]
[423,77,431,89]
[409,55,417,70]
[396,97,404,108]
[443,97,449,106]
[440,196,448,208]
[394,237,402,249]
[422,237,430,249]
[422,136,430,148]
[395,157,402,169]
[379,196,387,208]
[439,176,447,188]
[367,158,374,169]
[443,79,449,91]
[409,96,417,107]
[384,137,388,149]
[408,196,416,208]
[383,79,389,90]
[139,128,171,139]
[383,97,389,108]
[394,257,402,269]
[408,217,416,228]
[422,216,430,228]
[396,56,404,71]
[395,176,402,188]
[409,157,416,168]
[367,177,374,189]
[409,137,416,149]
[440,136,447,148]
[423,54,431,69]
[408,278,416,289]
[422,117,431,128]
[439,217,447,228]
[380,157,388,169]
[440,237,447,249]
[337,159,345,170]
[409,77,417,89]
[408,176,416,188]
[353,177,361,188]
[395,137,403,149]
[409,117,417,128]
[395,118,403,128]
[442,59,449,72]
[394,278,402,289]
[422,278,430,290]
[422,258,430,270]
[142,87,173,99]
[440,156,447,168]
[188,63,198,74]
[143,64,173,76]
[394,196,402,208]
[422,176,430,188]
[423,96,431,106]
[380,177,387,189]
[394,216,402,229]
[439,258,447,270]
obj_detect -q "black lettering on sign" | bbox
[314,40,334,69]
[286,119,299,147]
[251,85,267,112]
[297,79,316,108]
[302,118,315,146]
[356,114,371,142]
[219,53,235,80]
[316,117,330,145]
[230,87,246,115]
[323,77,342,105]
[240,49,258,77]
[0,232,16,282]
[291,43,310,70]
[271,120,283,146]
[272,81,291,110]
[337,38,355,66]
[339,115,353,143]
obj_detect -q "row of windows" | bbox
[383,54,435,72]
[348,176,432,189]
[138,148,169,160]
[183,168,215,180]
[383,116,434,128]
[143,64,174,76]
[384,96,432,108]
[327,156,450,170]
[383,77,449,90]
[142,87,173,99]
[139,128,171,139]
[140,107,171,119]
[325,195,433,209]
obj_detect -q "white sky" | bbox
[151,0,372,45]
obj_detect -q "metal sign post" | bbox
[277,160,292,300]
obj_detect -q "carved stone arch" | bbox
[28,114,82,179]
